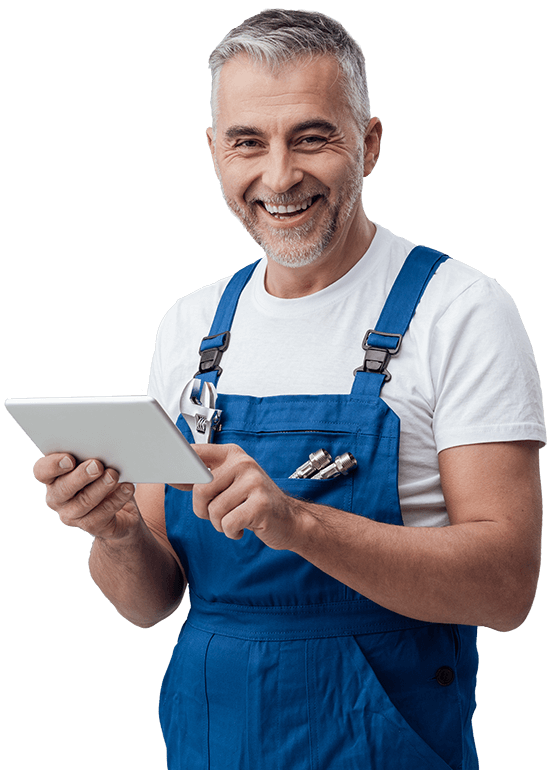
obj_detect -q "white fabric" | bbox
[148,224,546,528]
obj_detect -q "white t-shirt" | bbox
[148,224,546,528]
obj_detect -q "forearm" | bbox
[89,514,185,628]
[290,502,538,632]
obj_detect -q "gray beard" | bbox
[216,154,364,269]
[251,209,339,268]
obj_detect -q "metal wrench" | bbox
[179,377,222,444]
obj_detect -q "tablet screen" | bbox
[5,395,212,484]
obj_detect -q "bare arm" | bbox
[191,440,543,632]
[34,455,185,628]
[89,483,185,628]
[288,441,542,631]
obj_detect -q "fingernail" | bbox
[104,470,116,485]
[86,461,100,476]
[121,483,134,495]
[59,456,73,470]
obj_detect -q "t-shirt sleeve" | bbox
[431,277,546,452]
[146,303,185,423]
[147,340,166,409]
[145,276,232,424]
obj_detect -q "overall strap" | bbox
[195,260,261,385]
[352,246,450,396]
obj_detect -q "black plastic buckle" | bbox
[195,331,231,377]
[354,329,403,382]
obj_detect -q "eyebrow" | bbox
[291,119,338,134]
[224,125,264,140]
[223,119,338,141]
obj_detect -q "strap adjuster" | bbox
[354,329,403,382]
[195,331,231,377]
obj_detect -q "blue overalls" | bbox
[160,247,479,770]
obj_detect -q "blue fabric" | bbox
[366,247,450,349]
[198,261,260,384]
[161,247,479,769]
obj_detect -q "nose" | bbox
[261,143,304,193]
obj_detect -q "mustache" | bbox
[247,189,326,206]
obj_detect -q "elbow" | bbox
[493,598,536,633]
[491,610,531,634]
[488,567,540,633]
[120,604,179,629]
[128,614,161,629]
[117,590,185,629]
[484,529,542,632]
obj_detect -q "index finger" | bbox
[33,453,76,485]
[167,444,232,492]
[192,443,233,469]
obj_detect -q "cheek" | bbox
[216,155,256,199]
[303,154,357,192]
[221,173,253,207]
[330,157,362,187]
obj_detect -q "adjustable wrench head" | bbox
[180,377,216,413]
[179,377,222,444]
[187,378,217,409]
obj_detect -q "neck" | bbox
[264,208,376,299]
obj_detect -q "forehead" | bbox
[214,54,353,132]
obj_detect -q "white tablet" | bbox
[5,395,212,484]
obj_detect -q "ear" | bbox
[206,127,219,177]
[363,118,382,178]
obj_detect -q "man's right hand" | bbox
[33,454,138,541]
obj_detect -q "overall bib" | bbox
[161,247,479,770]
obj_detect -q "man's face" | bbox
[207,55,372,269]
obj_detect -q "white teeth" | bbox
[264,197,314,216]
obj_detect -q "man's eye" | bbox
[235,139,260,149]
[298,136,326,147]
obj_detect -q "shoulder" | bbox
[407,246,536,389]
[423,257,525,345]
[398,242,526,350]
[423,253,502,316]
[372,225,515,328]
[418,256,545,450]
[155,273,233,343]
[148,274,234,420]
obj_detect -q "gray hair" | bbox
[208,9,370,129]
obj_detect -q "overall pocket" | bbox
[217,421,402,526]
[351,624,466,769]
[276,475,353,513]
[221,427,357,515]
[306,630,462,770]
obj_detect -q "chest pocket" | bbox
[220,424,355,513]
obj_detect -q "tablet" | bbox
[5,395,213,484]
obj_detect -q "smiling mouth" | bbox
[258,195,322,219]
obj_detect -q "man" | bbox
[34,9,545,770]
